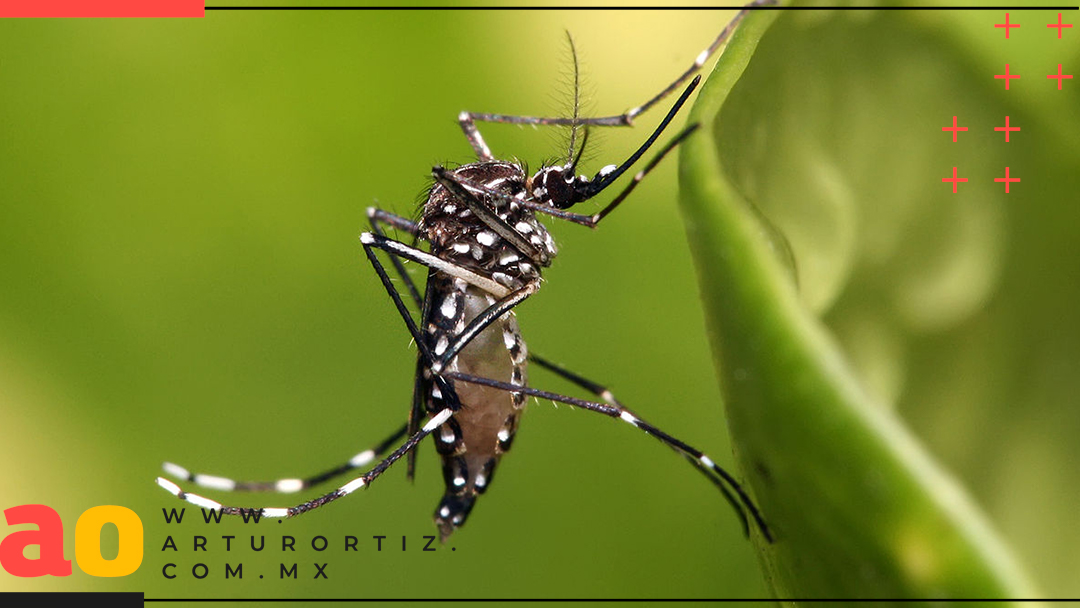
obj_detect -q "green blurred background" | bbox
[0,1,1077,602]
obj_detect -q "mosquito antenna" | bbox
[565,30,582,168]
[569,127,589,173]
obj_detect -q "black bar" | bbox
[0,592,143,608]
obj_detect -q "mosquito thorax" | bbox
[420,161,558,288]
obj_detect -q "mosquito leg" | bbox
[362,208,441,478]
[458,0,773,138]
[527,352,749,534]
[444,371,772,542]
[161,423,408,494]
[155,409,454,519]
[361,233,510,299]
[367,207,424,309]
[360,234,466,419]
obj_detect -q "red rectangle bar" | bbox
[0,1,204,18]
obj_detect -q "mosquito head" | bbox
[531,165,585,209]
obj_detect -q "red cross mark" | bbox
[995,167,1020,193]
[995,13,1020,39]
[995,116,1020,142]
[1047,64,1073,90]
[995,64,1020,89]
[942,116,968,142]
[942,167,968,193]
[1048,13,1073,39]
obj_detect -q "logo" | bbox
[1,505,143,577]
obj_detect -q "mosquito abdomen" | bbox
[425,280,527,540]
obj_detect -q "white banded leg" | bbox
[443,371,772,542]
[361,233,509,299]
[160,423,407,495]
[156,410,453,519]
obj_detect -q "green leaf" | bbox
[679,5,1038,599]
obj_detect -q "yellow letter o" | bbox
[75,506,143,577]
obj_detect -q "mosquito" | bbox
[157,4,773,543]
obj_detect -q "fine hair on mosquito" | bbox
[157,2,775,544]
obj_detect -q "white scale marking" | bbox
[503,330,516,350]
[423,409,453,432]
[499,253,519,266]
[515,221,533,234]
[497,428,511,442]
[453,242,470,254]
[434,336,449,356]
[340,477,366,495]
[194,474,236,491]
[475,473,487,488]
[453,476,466,487]
[620,411,638,425]
[263,508,290,518]
[349,450,375,467]
[477,231,497,247]
[156,477,182,496]
[162,462,190,480]
[186,494,222,511]
[275,479,304,493]
[441,297,458,319]
[700,455,716,469]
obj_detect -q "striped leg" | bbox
[443,370,772,543]
[155,410,453,519]
[160,423,407,495]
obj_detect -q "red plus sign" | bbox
[942,167,968,193]
[995,13,1020,38]
[994,167,1020,193]
[995,64,1020,89]
[1047,64,1073,90]
[1048,13,1073,38]
[994,116,1020,142]
[942,116,968,142]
